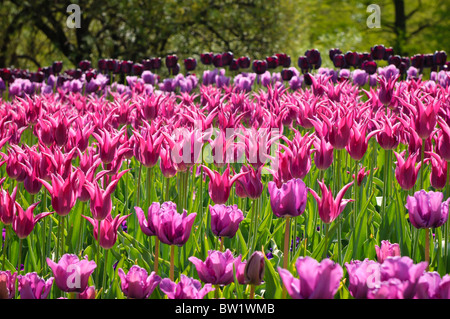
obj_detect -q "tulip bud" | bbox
[244,251,265,286]
[200,52,213,65]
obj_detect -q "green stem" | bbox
[323,223,329,260]
[136,163,142,236]
[425,228,430,269]
[18,238,23,273]
[2,225,7,270]
[282,216,291,299]
[102,248,109,298]
[147,166,152,209]
[170,245,175,281]
[96,219,101,285]
[249,285,255,299]
[445,162,450,272]
[154,238,159,275]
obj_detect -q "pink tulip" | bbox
[17,272,54,299]
[202,164,248,204]
[0,270,17,299]
[118,265,161,299]
[0,186,17,225]
[346,121,379,161]
[83,212,131,249]
[12,202,52,239]
[375,240,401,263]
[309,180,354,224]
[312,136,334,171]
[393,151,421,190]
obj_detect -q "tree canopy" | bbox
[1,0,448,70]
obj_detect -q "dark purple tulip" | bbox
[229,59,239,71]
[85,71,96,82]
[423,54,434,68]
[303,73,313,86]
[362,61,377,75]
[281,68,294,81]
[213,54,223,68]
[268,178,308,218]
[384,47,394,60]
[132,63,144,76]
[165,55,178,69]
[252,60,267,75]
[388,55,402,68]
[345,51,360,67]
[52,61,63,74]
[406,190,449,229]
[411,54,424,69]
[184,57,197,71]
[329,48,342,61]
[333,54,346,68]
[237,56,250,69]
[276,53,291,67]
[222,51,234,66]
[142,59,152,70]
[305,49,321,66]
[200,52,213,65]
[399,62,408,75]
[266,56,279,69]
[118,266,161,299]
[78,60,91,71]
[244,251,265,286]
[209,204,244,239]
[297,56,310,73]
[120,60,133,74]
[434,51,447,66]
[171,63,180,75]
[97,59,107,71]
[150,57,162,70]
[371,45,386,60]
[106,59,117,72]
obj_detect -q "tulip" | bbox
[12,202,52,239]
[184,57,197,71]
[234,165,263,199]
[406,190,449,229]
[436,118,450,162]
[46,254,97,293]
[135,204,158,237]
[416,271,441,299]
[278,256,343,299]
[268,178,308,218]
[92,127,127,164]
[118,265,161,299]
[202,165,247,205]
[38,169,84,216]
[252,60,268,75]
[244,251,265,286]
[312,136,334,171]
[426,152,447,190]
[378,75,397,107]
[159,146,177,178]
[132,123,163,168]
[150,201,196,247]
[209,204,244,239]
[375,114,401,150]
[345,259,380,299]
[393,151,421,190]
[308,180,354,224]
[83,212,131,249]
[200,53,213,65]
[0,271,17,299]
[159,275,214,299]
[237,56,250,69]
[346,122,379,161]
[0,186,17,225]
[327,111,353,150]
[189,249,244,286]
[375,240,401,263]
[165,55,178,69]
[17,272,53,299]
[79,286,96,299]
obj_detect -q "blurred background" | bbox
[0,0,449,70]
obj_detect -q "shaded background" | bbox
[0,0,449,70]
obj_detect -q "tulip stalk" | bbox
[249,285,255,299]
[170,245,175,281]
[102,248,109,298]
[446,162,450,271]
[282,216,290,299]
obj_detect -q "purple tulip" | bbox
[118,266,161,299]
[150,201,196,246]
[405,190,449,229]
[268,178,308,218]
[189,249,244,286]
[209,204,244,238]
[17,272,54,299]
[244,251,265,286]
[345,259,380,299]
[46,254,97,293]
[0,271,17,299]
[375,240,401,263]
[159,274,214,299]
[278,256,343,299]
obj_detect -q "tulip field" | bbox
[1,47,450,300]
